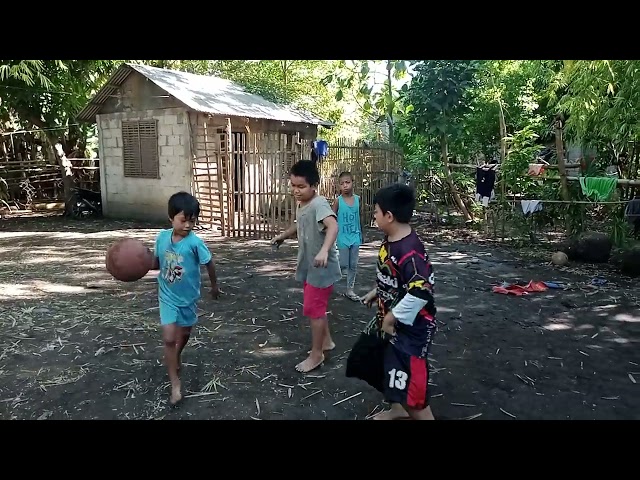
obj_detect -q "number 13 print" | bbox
[388,368,408,390]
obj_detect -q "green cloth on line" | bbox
[579,176,617,202]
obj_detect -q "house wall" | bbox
[188,112,318,234]
[97,106,191,221]
[94,68,321,224]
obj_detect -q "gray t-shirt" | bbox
[295,195,342,288]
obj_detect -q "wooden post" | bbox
[225,118,234,236]
[555,115,572,234]
[555,116,570,202]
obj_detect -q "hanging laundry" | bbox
[625,197,640,219]
[625,197,640,235]
[313,140,329,157]
[521,200,543,216]
[578,177,617,202]
[528,164,546,176]
[475,165,496,208]
[310,140,328,164]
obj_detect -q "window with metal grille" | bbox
[121,120,159,178]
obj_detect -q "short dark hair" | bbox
[168,191,200,219]
[338,171,353,181]
[290,160,320,186]
[373,184,415,223]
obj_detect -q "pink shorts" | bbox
[303,281,333,319]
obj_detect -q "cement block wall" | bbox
[97,107,191,221]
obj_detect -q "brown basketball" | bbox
[106,237,153,282]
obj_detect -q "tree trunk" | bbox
[555,116,570,201]
[441,135,472,222]
[492,75,507,241]
[24,116,75,211]
[50,138,75,212]
[554,116,572,234]
[386,63,394,140]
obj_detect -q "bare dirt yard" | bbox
[0,215,638,420]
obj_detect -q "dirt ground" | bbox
[0,215,638,420]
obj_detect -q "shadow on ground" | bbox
[0,215,638,420]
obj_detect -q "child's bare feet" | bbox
[307,340,335,354]
[295,353,325,373]
[170,382,182,405]
[373,403,410,420]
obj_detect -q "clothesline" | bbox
[540,175,640,186]
[502,199,629,205]
[452,163,637,184]
[449,162,583,170]
[510,198,640,219]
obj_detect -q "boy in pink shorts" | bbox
[272,160,342,373]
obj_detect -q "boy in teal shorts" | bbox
[151,191,220,405]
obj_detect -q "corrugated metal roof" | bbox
[76,62,333,127]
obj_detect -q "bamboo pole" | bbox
[547,176,640,186]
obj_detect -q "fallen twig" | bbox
[461,413,483,420]
[184,392,218,398]
[333,392,362,406]
[500,408,516,419]
[301,390,322,401]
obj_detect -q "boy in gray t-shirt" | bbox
[272,160,341,373]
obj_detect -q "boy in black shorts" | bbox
[360,184,437,420]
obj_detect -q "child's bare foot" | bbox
[169,382,182,406]
[373,404,410,420]
[307,341,335,354]
[295,353,325,373]
[345,290,361,302]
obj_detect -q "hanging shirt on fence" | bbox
[528,164,546,176]
[475,166,497,207]
[313,140,329,158]
[521,200,543,216]
[625,198,640,231]
[578,177,617,202]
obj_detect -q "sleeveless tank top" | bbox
[336,195,362,249]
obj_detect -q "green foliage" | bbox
[609,209,631,247]
[501,125,543,197]
[401,60,481,138]
[553,60,640,162]
[0,60,117,150]
[395,60,483,201]
[0,60,64,89]
[322,60,415,138]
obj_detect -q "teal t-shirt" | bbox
[154,229,212,308]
